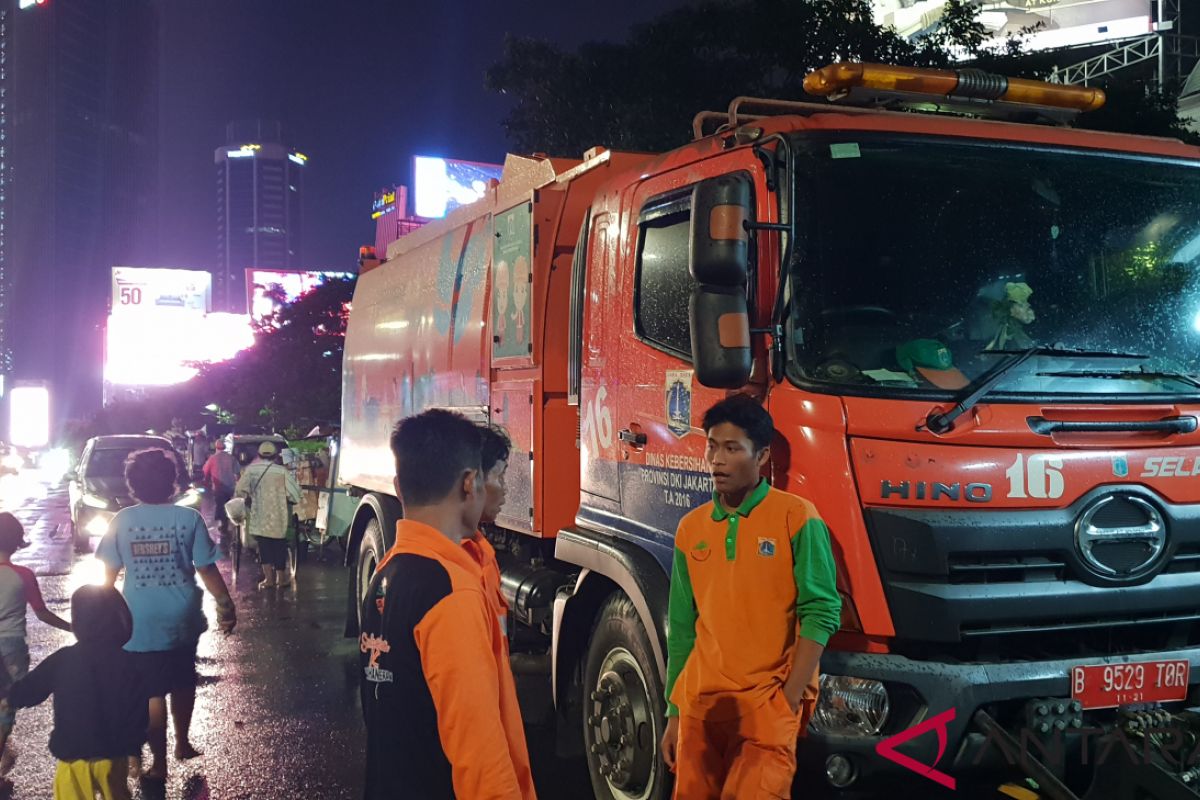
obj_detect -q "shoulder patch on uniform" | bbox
[360,632,393,683]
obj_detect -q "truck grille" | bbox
[864,485,1200,649]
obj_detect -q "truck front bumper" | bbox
[801,647,1200,788]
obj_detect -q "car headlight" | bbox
[175,488,203,507]
[84,515,111,538]
[809,675,890,737]
[82,493,111,510]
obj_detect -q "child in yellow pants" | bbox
[54,759,130,800]
[6,585,149,800]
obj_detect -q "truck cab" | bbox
[340,63,1200,797]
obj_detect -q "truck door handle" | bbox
[619,429,647,446]
[1027,416,1198,435]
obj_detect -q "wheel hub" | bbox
[586,648,655,798]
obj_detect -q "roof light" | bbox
[804,62,1105,114]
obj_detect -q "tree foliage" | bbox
[193,276,355,434]
[487,0,1193,155]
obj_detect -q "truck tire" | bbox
[354,517,386,630]
[582,592,668,800]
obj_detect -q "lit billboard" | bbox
[871,0,1152,52]
[413,156,503,219]
[9,384,49,449]
[245,269,355,324]
[104,311,255,389]
[112,267,211,314]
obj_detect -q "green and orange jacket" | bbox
[665,479,841,720]
[360,520,535,799]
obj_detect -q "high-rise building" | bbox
[214,120,306,312]
[6,0,159,423]
[0,6,10,386]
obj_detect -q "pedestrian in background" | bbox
[661,395,841,799]
[97,449,236,782]
[0,512,72,782]
[359,410,535,799]
[235,441,301,589]
[5,585,151,800]
[189,432,210,482]
[202,439,239,540]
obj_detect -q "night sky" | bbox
[157,0,690,272]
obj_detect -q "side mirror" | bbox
[689,174,753,388]
[66,469,77,481]
[689,174,751,284]
[690,286,751,388]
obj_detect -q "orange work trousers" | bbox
[672,688,812,800]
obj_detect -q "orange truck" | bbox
[339,63,1200,796]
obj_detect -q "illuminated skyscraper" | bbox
[7,0,159,421]
[214,120,306,312]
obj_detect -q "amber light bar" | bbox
[803,62,1106,113]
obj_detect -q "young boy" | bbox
[359,410,535,799]
[0,512,71,776]
[661,395,841,799]
[6,584,150,800]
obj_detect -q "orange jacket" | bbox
[462,530,509,640]
[665,480,841,721]
[361,520,535,799]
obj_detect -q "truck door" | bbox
[578,212,622,507]
[615,159,767,567]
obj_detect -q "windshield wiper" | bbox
[923,346,1149,434]
[983,346,1148,360]
[1037,368,1200,390]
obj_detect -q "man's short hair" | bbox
[390,410,482,506]
[701,394,776,452]
[125,449,179,504]
[480,425,512,474]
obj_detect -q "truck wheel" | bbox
[582,593,668,800]
[354,518,386,630]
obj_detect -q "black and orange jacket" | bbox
[360,520,536,800]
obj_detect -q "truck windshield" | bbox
[791,135,1200,398]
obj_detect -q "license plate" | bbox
[1071,659,1191,710]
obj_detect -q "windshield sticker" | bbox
[830,143,861,160]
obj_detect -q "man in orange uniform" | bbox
[358,410,536,800]
[661,395,841,799]
[462,424,511,641]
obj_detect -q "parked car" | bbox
[67,435,201,551]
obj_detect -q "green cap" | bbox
[896,339,954,373]
[896,339,969,389]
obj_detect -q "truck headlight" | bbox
[82,493,111,510]
[174,488,203,507]
[84,515,111,538]
[809,676,890,737]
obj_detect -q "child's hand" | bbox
[215,597,236,635]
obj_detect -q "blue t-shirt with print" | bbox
[96,504,220,652]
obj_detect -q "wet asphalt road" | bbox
[0,474,592,800]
